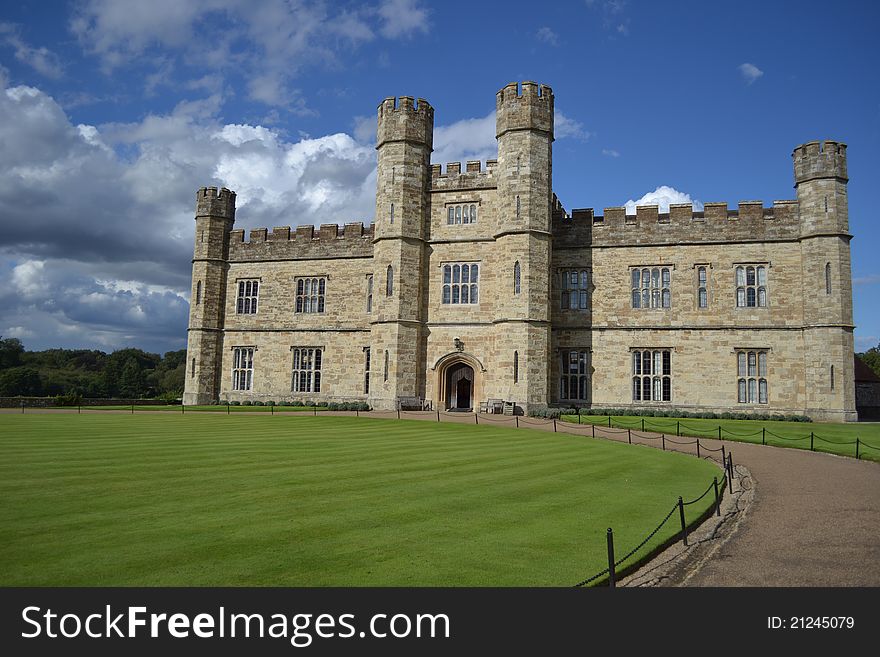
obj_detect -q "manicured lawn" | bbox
[0,414,720,586]
[561,415,880,462]
[79,405,322,412]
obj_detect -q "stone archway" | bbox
[446,362,475,411]
[433,352,485,413]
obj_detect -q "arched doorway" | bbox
[446,362,475,411]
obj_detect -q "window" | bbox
[390,203,394,224]
[236,280,259,314]
[825,262,832,295]
[561,269,589,310]
[736,350,768,404]
[442,263,479,304]
[631,267,671,309]
[232,347,254,391]
[364,348,371,394]
[515,195,521,218]
[560,350,589,401]
[190,358,195,378]
[195,280,202,305]
[384,349,389,382]
[292,347,322,393]
[295,277,325,313]
[386,265,393,296]
[366,275,373,313]
[513,351,519,384]
[735,265,767,308]
[697,266,708,309]
[632,349,672,402]
[830,364,834,391]
[446,204,477,225]
[514,261,521,295]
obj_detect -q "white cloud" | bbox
[378,0,429,38]
[624,186,703,214]
[0,23,64,79]
[432,112,497,166]
[536,27,559,46]
[555,111,591,141]
[738,62,764,85]
[853,274,880,286]
[602,148,620,158]
[70,0,419,106]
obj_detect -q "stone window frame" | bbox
[734,263,769,309]
[446,201,479,225]
[559,349,590,401]
[736,348,769,404]
[632,348,672,402]
[295,276,326,314]
[364,347,371,394]
[232,346,256,391]
[236,278,260,314]
[560,269,590,310]
[513,261,521,295]
[366,274,373,313]
[513,350,519,384]
[695,263,711,310]
[825,262,832,295]
[630,266,673,310]
[441,262,480,305]
[291,346,323,393]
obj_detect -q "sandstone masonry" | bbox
[183,82,858,422]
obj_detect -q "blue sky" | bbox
[0,0,878,354]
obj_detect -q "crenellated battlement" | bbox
[196,186,236,220]
[376,95,434,149]
[793,139,848,184]
[228,222,375,261]
[553,200,801,248]
[429,159,497,191]
[496,81,554,138]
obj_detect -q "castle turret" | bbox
[183,186,235,405]
[369,97,433,409]
[794,141,857,420]
[494,82,554,411]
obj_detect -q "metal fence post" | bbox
[726,453,734,493]
[578,414,581,424]
[397,408,400,420]
[678,497,688,546]
[21,402,24,414]
[131,404,134,415]
[810,431,814,451]
[762,427,766,445]
[627,428,631,444]
[717,426,721,440]
[606,528,616,589]
[856,438,860,460]
[696,439,701,459]
[475,414,479,425]
[713,477,720,517]
[553,419,557,432]
[592,423,595,438]
[641,418,645,432]
[271,404,274,415]
[608,416,611,428]
[677,420,680,436]
[516,416,519,428]
[721,444,726,470]
[78,405,81,414]
[227,403,230,415]
[661,434,665,451]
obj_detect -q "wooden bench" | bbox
[397,396,431,411]
[482,398,504,414]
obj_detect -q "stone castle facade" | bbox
[183,81,857,422]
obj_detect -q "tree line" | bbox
[0,338,185,400]
[861,342,880,380]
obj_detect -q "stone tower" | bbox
[368,96,433,409]
[182,186,235,405]
[794,140,857,421]
[494,81,554,409]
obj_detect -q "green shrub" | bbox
[267,400,275,406]
[242,400,252,406]
[229,400,240,406]
[253,401,264,406]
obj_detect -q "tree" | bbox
[0,367,42,396]
[859,342,880,378]
[0,337,25,369]
[119,358,146,398]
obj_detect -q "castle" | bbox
[183,81,857,422]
